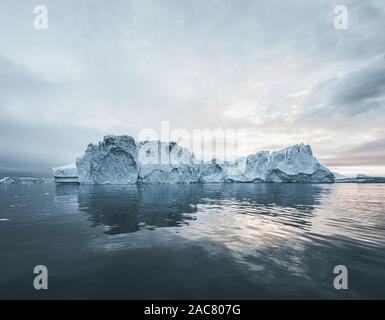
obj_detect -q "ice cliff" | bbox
[52,164,78,183]
[53,135,335,184]
[76,135,139,184]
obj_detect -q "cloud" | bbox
[305,55,385,117]
[0,0,385,175]
[323,137,385,167]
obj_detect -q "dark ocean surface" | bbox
[0,183,384,299]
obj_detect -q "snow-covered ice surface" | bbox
[53,164,77,177]
[52,164,78,183]
[54,135,335,184]
[138,141,196,165]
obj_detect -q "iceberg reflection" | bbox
[54,183,330,235]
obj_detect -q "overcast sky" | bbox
[0,0,385,177]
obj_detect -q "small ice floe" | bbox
[0,177,50,184]
[9,204,24,208]
[102,225,114,233]
[138,222,146,228]
[0,218,10,222]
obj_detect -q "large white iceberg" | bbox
[53,135,335,184]
[76,135,139,184]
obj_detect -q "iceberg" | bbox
[264,144,334,183]
[0,177,51,184]
[138,141,197,165]
[219,144,333,183]
[53,164,78,183]
[76,135,139,184]
[53,135,335,184]
[334,173,385,183]
[137,141,201,183]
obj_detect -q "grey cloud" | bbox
[350,138,385,153]
[305,56,385,118]
[322,138,385,167]
[323,154,385,167]
[0,118,102,176]
[332,57,385,115]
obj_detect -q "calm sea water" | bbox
[0,183,384,299]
